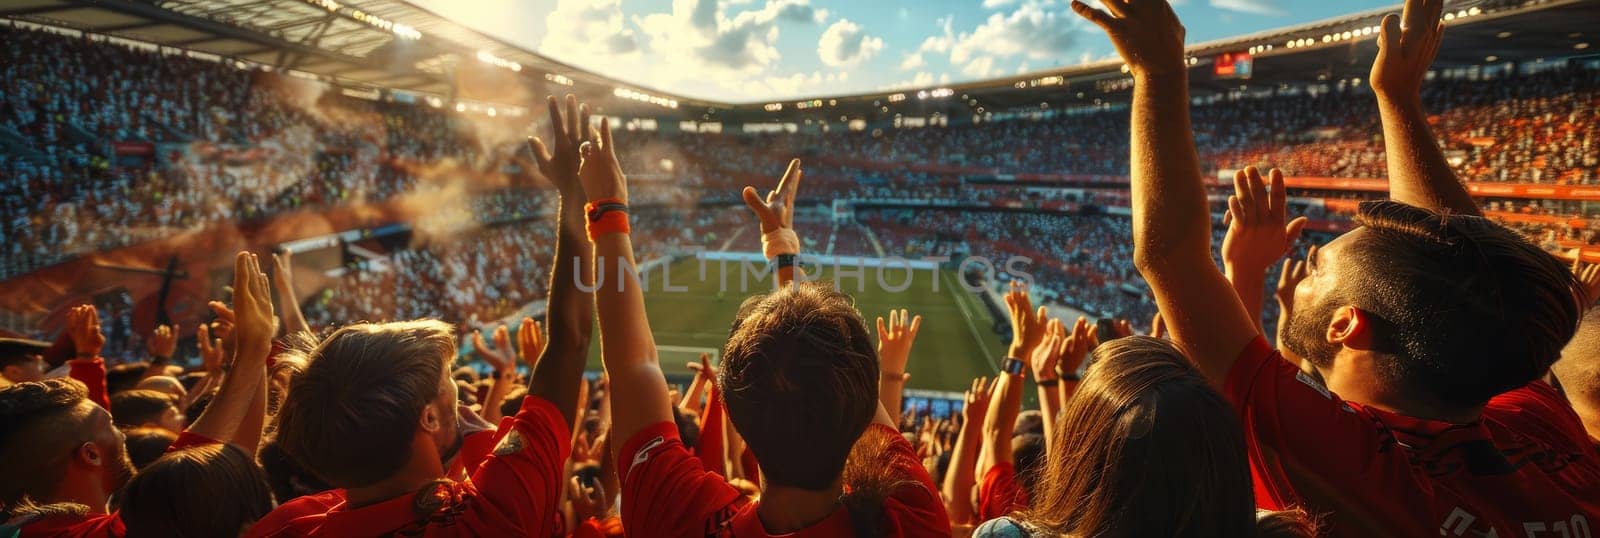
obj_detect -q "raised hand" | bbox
[742,159,804,235]
[1004,281,1050,359]
[271,249,312,337]
[1370,0,1445,103]
[1574,258,1600,307]
[1276,246,1315,311]
[962,376,995,425]
[147,324,177,360]
[197,323,224,374]
[1061,316,1096,377]
[66,305,106,358]
[568,475,610,522]
[1071,0,1187,77]
[1029,318,1065,382]
[230,252,278,364]
[876,309,923,381]
[1109,318,1134,340]
[1223,167,1308,274]
[529,94,591,195]
[577,117,626,203]
[472,325,515,373]
[516,317,545,369]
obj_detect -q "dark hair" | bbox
[1340,201,1582,407]
[124,426,179,469]
[109,389,177,428]
[275,320,455,488]
[0,379,92,511]
[1018,336,1255,537]
[720,282,879,490]
[258,437,331,505]
[121,443,276,537]
[184,387,219,425]
[673,407,701,449]
[1010,432,1046,499]
[106,363,150,394]
[500,386,528,420]
[1255,508,1320,538]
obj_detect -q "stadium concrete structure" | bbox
[2,0,1598,394]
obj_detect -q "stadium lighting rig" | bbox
[298,0,421,40]
[614,88,679,109]
[475,50,523,72]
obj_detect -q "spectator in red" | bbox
[580,116,950,535]
[1074,0,1600,535]
[247,96,597,537]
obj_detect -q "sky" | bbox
[408,0,1398,104]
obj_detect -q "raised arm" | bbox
[581,115,674,447]
[186,251,277,454]
[1073,0,1259,384]
[271,250,314,338]
[1370,0,1479,216]
[875,309,921,426]
[527,95,598,429]
[64,305,110,410]
[1028,317,1064,454]
[474,323,517,423]
[942,376,993,526]
[1222,167,1307,334]
[978,282,1046,476]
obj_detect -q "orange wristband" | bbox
[586,209,630,240]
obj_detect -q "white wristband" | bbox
[761,228,800,260]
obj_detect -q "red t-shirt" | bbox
[976,462,1029,521]
[66,357,109,410]
[14,512,122,538]
[245,396,570,537]
[619,421,951,537]
[1226,336,1600,537]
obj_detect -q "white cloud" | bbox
[962,56,997,78]
[898,15,954,72]
[540,0,640,59]
[950,2,1082,65]
[1209,0,1284,16]
[982,0,1017,7]
[817,19,884,67]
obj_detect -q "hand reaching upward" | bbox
[876,309,923,381]
[1370,0,1445,103]
[66,305,106,358]
[1071,0,1188,77]
[1573,258,1600,307]
[473,325,515,374]
[516,317,545,370]
[147,324,177,360]
[529,94,591,196]
[230,252,278,365]
[1223,167,1308,275]
[577,118,626,203]
[741,159,805,262]
[1004,281,1050,360]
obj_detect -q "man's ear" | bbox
[1326,306,1377,349]
[75,441,103,468]
[419,404,443,434]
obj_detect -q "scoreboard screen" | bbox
[1214,51,1254,79]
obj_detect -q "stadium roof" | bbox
[3,0,1595,125]
[0,0,720,114]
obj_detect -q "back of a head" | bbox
[1343,201,1582,407]
[1023,336,1254,537]
[121,443,275,538]
[124,426,179,469]
[274,320,455,488]
[110,389,177,428]
[720,282,879,490]
[0,379,92,512]
[134,376,185,398]
[106,363,150,394]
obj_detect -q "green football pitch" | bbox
[582,257,1008,394]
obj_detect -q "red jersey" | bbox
[12,512,122,538]
[619,421,951,537]
[1226,336,1600,537]
[245,395,570,537]
[976,462,1029,521]
[66,357,109,410]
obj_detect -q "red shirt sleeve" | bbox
[1222,336,1429,532]
[862,424,953,536]
[464,395,571,536]
[976,461,1028,521]
[67,357,110,409]
[695,385,726,478]
[619,421,747,536]
[448,428,500,478]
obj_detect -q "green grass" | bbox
[583,257,1007,394]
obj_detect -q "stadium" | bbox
[1,0,1598,535]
